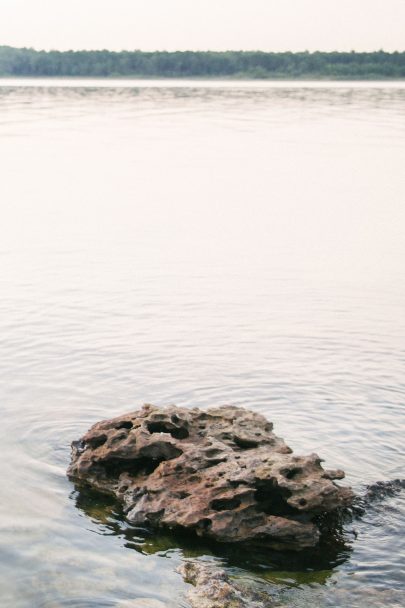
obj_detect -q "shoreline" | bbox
[1,74,405,81]
[1,76,405,89]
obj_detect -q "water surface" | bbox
[0,80,404,607]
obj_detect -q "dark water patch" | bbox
[349,479,405,519]
[364,479,405,503]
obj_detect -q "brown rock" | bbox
[178,561,276,608]
[67,404,352,550]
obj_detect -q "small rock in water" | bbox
[178,561,276,608]
[67,404,352,551]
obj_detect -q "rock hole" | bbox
[211,497,241,511]
[281,467,303,480]
[115,421,133,430]
[171,427,189,440]
[220,432,233,441]
[255,479,298,516]
[110,432,129,443]
[87,434,107,449]
[196,518,212,531]
[147,421,171,434]
[234,436,258,449]
[146,509,165,524]
[229,479,249,488]
[100,456,164,478]
[204,459,226,469]
[299,498,307,506]
[147,421,189,440]
[204,448,222,458]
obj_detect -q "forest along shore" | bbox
[0,47,405,79]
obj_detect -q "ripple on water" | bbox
[0,82,404,607]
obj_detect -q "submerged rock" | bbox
[67,404,352,550]
[178,561,276,608]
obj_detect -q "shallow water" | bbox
[0,80,404,607]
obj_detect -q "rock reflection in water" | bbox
[71,482,352,578]
[73,481,405,607]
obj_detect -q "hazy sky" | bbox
[0,0,404,52]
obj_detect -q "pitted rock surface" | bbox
[68,404,352,550]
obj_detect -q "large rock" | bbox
[67,404,352,550]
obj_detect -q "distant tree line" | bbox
[0,47,404,79]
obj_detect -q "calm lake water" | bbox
[0,80,404,607]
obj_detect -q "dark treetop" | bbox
[1,47,404,79]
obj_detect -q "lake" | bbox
[0,79,404,607]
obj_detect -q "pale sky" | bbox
[0,0,404,52]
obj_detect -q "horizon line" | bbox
[2,45,405,55]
